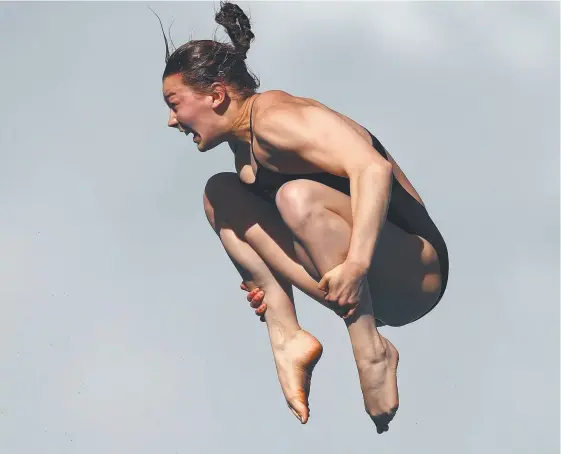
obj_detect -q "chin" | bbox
[197,139,219,153]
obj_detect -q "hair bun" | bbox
[215,1,254,60]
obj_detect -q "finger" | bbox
[331,301,346,315]
[241,282,249,291]
[333,299,353,315]
[317,275,328,292]
[320,285,332,300]
[342,307,356,319]
[246,288,260,302]
[255,303,267,316]
[326,294,343,307]
[250,291,265,308]
[324,290,340,302]
[342,302,359,319]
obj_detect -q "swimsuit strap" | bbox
[249,94,261,167]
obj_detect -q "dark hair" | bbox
[154,2,259,99]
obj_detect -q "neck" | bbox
[228,93,259,145]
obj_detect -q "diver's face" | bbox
[163,74,217,151]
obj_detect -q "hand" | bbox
[241,281,267,322]
[317,261,368,319]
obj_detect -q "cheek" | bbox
[178,105,204,125]
[175,107,192,123]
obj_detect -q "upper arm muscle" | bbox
[256,103,391,178]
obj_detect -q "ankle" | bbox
[356,335,388,365]
[267,320,300,350]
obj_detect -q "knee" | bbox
[203,172,239,228]
[275,180,319,231]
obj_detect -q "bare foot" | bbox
[271,330,323,424]
[356,336,400,434]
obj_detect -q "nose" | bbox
[168,109,179,129]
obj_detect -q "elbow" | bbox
[365,159,393,180]
[347,159,393,183]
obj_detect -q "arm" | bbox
[256,102,394,274]
[346,162,393,272]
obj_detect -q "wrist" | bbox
[344,258,370,276]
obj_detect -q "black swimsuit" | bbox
[240,98,449,316]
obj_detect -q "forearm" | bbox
[346,163,393,272]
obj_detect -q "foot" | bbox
[271,329,323,424]
[356,336,400,434]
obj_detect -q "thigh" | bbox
[276,179,442,327]
[204,172,332,308]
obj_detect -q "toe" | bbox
[370,410,396,434]
[288,399,309,424]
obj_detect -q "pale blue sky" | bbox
[0,2,559,453]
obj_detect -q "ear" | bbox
[209,82,228,109]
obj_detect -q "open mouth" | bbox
[179,126,199,143]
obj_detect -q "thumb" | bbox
[318,273,329,292]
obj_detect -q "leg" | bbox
[204,175,340,311]
[204,174,323,424]
[275,181,442,328]
[275,180,441,432]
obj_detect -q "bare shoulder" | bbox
[253,91,425,206]
[254,89,302,106]
[252,90,391,177]
[253,90,312,121]
[252,90,338,150]
[253,90,371,148]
